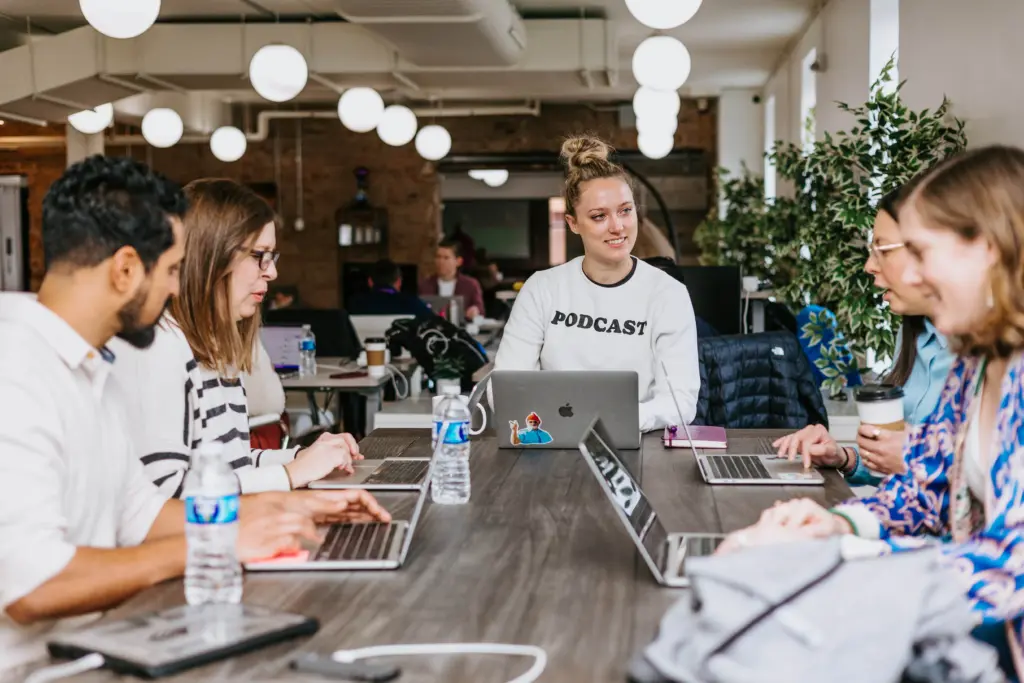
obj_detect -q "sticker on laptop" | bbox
[509,412,553,446]
[777,472,818,481]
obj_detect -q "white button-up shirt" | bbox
[0,294,168,674]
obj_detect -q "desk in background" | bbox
[73,429,851,682]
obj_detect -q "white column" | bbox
[66,125,105,167]
[716,88,764,216]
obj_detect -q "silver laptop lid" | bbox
[578,417,670,581]
[660,360,705,461]
[260,325,303,368]
[396,420,447,562]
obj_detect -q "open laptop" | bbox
[260,325,303,372]
[491,370,641,450]
[578,417,724,587]
[245,424,443,572]
[661,361,825,486]
[308,457,429,490]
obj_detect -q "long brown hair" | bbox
[908,145,1024,357]
[171,179,278,375]
[878,184,922,386]
[559,134,634,217]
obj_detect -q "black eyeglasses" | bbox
[249,249,280,271]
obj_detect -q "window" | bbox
[548,197,566,266]
[800,49,817,153]
[764,94,776,201]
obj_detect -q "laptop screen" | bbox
[260,326,303,369]
[580,423,670,570]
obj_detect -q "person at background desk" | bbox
[774,182,954,485]
[349,259,431,317]
[419,240,485,320]
[494,135,700,431]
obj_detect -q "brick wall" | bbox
[3,102,716,306]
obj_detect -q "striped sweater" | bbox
[110,317,297,498]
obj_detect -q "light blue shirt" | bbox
[847,320,954,486]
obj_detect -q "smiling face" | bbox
[227,220,278,321]
[899,199,995,337]
[565,177,637,268]
[863,209,932,317]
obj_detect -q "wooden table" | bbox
[74,429,852,682]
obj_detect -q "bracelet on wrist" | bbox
[839,446,851,472]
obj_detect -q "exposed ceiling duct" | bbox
[331,0,526,67]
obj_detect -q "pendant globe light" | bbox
[632,36,692,92]
[415,124,451,161]
[249,45,308,103]
[210,126,247,162]
[625,0,702,30]
[632,86,680,120]
[635,113,678,138]
[376,104,418,146]
[638,132,673,160]
[68,103,113,135]
[80,0,160,39]
[338,87,384,133]
[141,108,183,149]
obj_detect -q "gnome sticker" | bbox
[509,411,553,446]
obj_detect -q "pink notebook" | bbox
[663,425,728,449]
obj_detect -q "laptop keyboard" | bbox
[686,536,724,557]
[706,454,773,480]
[314,523,397,562]
[364,460,429,486]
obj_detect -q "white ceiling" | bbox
[0,0,818,105]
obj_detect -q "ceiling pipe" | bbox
[0,101,541,149]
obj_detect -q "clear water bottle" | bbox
[183,443,242,606]
[431,385,471,505]
[298,324,317,377]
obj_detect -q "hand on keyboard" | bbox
[292,489,392,525]
[284,432,365,488]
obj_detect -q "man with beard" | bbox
[0,156,389,675]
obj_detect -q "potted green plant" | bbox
[431,357,465,395]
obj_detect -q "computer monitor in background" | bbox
[677,265,742,336]
[341,262,419,310]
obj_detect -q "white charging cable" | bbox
[385,364,410,400]
[332,642,547,683]
[24,653,105,683]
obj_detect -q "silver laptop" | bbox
[578,417,723,587]
[421,295,464,315]
[260,325,303,370]
[491,370,640,450]
[308,457,429,490]
[245,424,443,572]
[661,362,825,486]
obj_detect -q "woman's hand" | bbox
[235,509,320,562]
[773,425,851,472]
[284,432,364,488]
[855,425,908,476]
[757,498,850,536]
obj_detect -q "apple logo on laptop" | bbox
[558,403,574,418]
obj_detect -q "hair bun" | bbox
[560,135,612,172]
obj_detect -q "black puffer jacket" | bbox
[693,331,829,430]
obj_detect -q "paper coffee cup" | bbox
[854,384,905,476]
[365,337,387,378]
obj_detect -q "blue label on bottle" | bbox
[186,494,240,525]
[434,420,469,445]
[299,339,316,352]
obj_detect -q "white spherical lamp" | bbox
[210,126,247,162]
[638,132,674,160]
[376,104,418,146]
[625,0,702,29]
[338,87,384,134]
[415,124,451,161]
[482,169,509,187]
[632,36,692,92]
[249,45,308,103]
[80,0,160,39]
[68,103,113,135]
[141,108,183,148]
[635,111,678,137]
[633,86,680,119]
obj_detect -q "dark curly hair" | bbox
[42,155,187,272]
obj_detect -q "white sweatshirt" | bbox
[110,318,298,498]
[494,256,700,431]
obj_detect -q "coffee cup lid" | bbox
[364,337,387,344]
[854,384,904,401]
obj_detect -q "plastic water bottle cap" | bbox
[302,324,311,331]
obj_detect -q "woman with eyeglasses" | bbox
[113,179,361,498]
[773,183,954,485]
